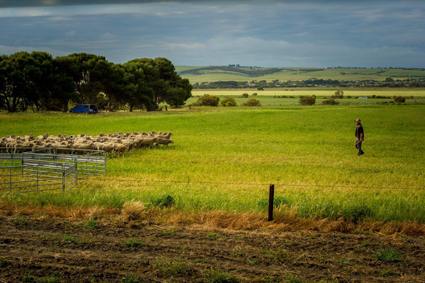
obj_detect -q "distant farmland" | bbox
[175,66,425,84]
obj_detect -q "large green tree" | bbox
[127,57,192,110]
[0,51,74,112]
[1,51,192,112]
[122,61,154,112]
[54,53,106,104]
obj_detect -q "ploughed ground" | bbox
[0,214,424,283]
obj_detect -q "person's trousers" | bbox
[355,138,364,155]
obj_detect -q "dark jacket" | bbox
[355,124,364,138]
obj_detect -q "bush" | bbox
[394,96,406,103]
[192,94,220,106]
[322,98,339,105]
[241,93,249,98]
[220,97,237,107]
[151,194,175,208]
[242,98,261,107]
[252,93,257,96]
[332,90,344,99]
[299,96,316,106]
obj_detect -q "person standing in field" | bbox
[355,118,364,156]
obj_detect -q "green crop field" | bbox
[1,104,425,225]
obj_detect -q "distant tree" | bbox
[299,95,316,106]
[332,90,344,99]
[394,96,405,103]
[322,98,339,105]
[192,94,220,106]
[242,98,261,106]
[220,97,237,107]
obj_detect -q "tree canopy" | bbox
[0,51,192,112]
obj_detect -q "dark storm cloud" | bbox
[0,0,424,67]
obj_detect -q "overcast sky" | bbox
[0,0,424,67]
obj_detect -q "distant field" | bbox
[188,88,425,106]
[176,66,425,83]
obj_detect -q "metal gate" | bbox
[0,147,106,194]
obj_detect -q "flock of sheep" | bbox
[0,131,174,153]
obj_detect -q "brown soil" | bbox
[0,214,424,283]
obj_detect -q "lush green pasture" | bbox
[1,104,425,223]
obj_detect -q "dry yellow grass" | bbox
[1,203,424,236]
[121,200,147,221]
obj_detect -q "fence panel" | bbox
[0,147,105,194]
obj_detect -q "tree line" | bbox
[0,51,192,113]
[192,78,425,89]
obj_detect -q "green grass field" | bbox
[1,103,425,224]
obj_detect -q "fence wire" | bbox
[99,176,425,191]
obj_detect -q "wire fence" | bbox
[98,176,425,191]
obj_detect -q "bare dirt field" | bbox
[0,213,424,283]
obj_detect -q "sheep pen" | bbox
[0,131,174,154]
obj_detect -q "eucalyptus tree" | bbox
[126,57,192,110]
[0,51,59,112]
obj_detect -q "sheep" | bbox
[136,136,157,148]
[156,138,174,146]
[1,130,174,153]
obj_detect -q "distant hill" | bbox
[175,66,425,84]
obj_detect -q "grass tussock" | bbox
[121,200,147,221]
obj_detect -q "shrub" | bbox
[242,98,261,107]
[192,94,220,106]
[322,98,339,105]
[332,90,344,98]
[252,93,257,96]
[241,93,249,98]
[151,194,175,208]
[299,96,316,106]
[394,96,406,103]
[220,97,237,107]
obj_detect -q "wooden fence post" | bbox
[268,184,274,221]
